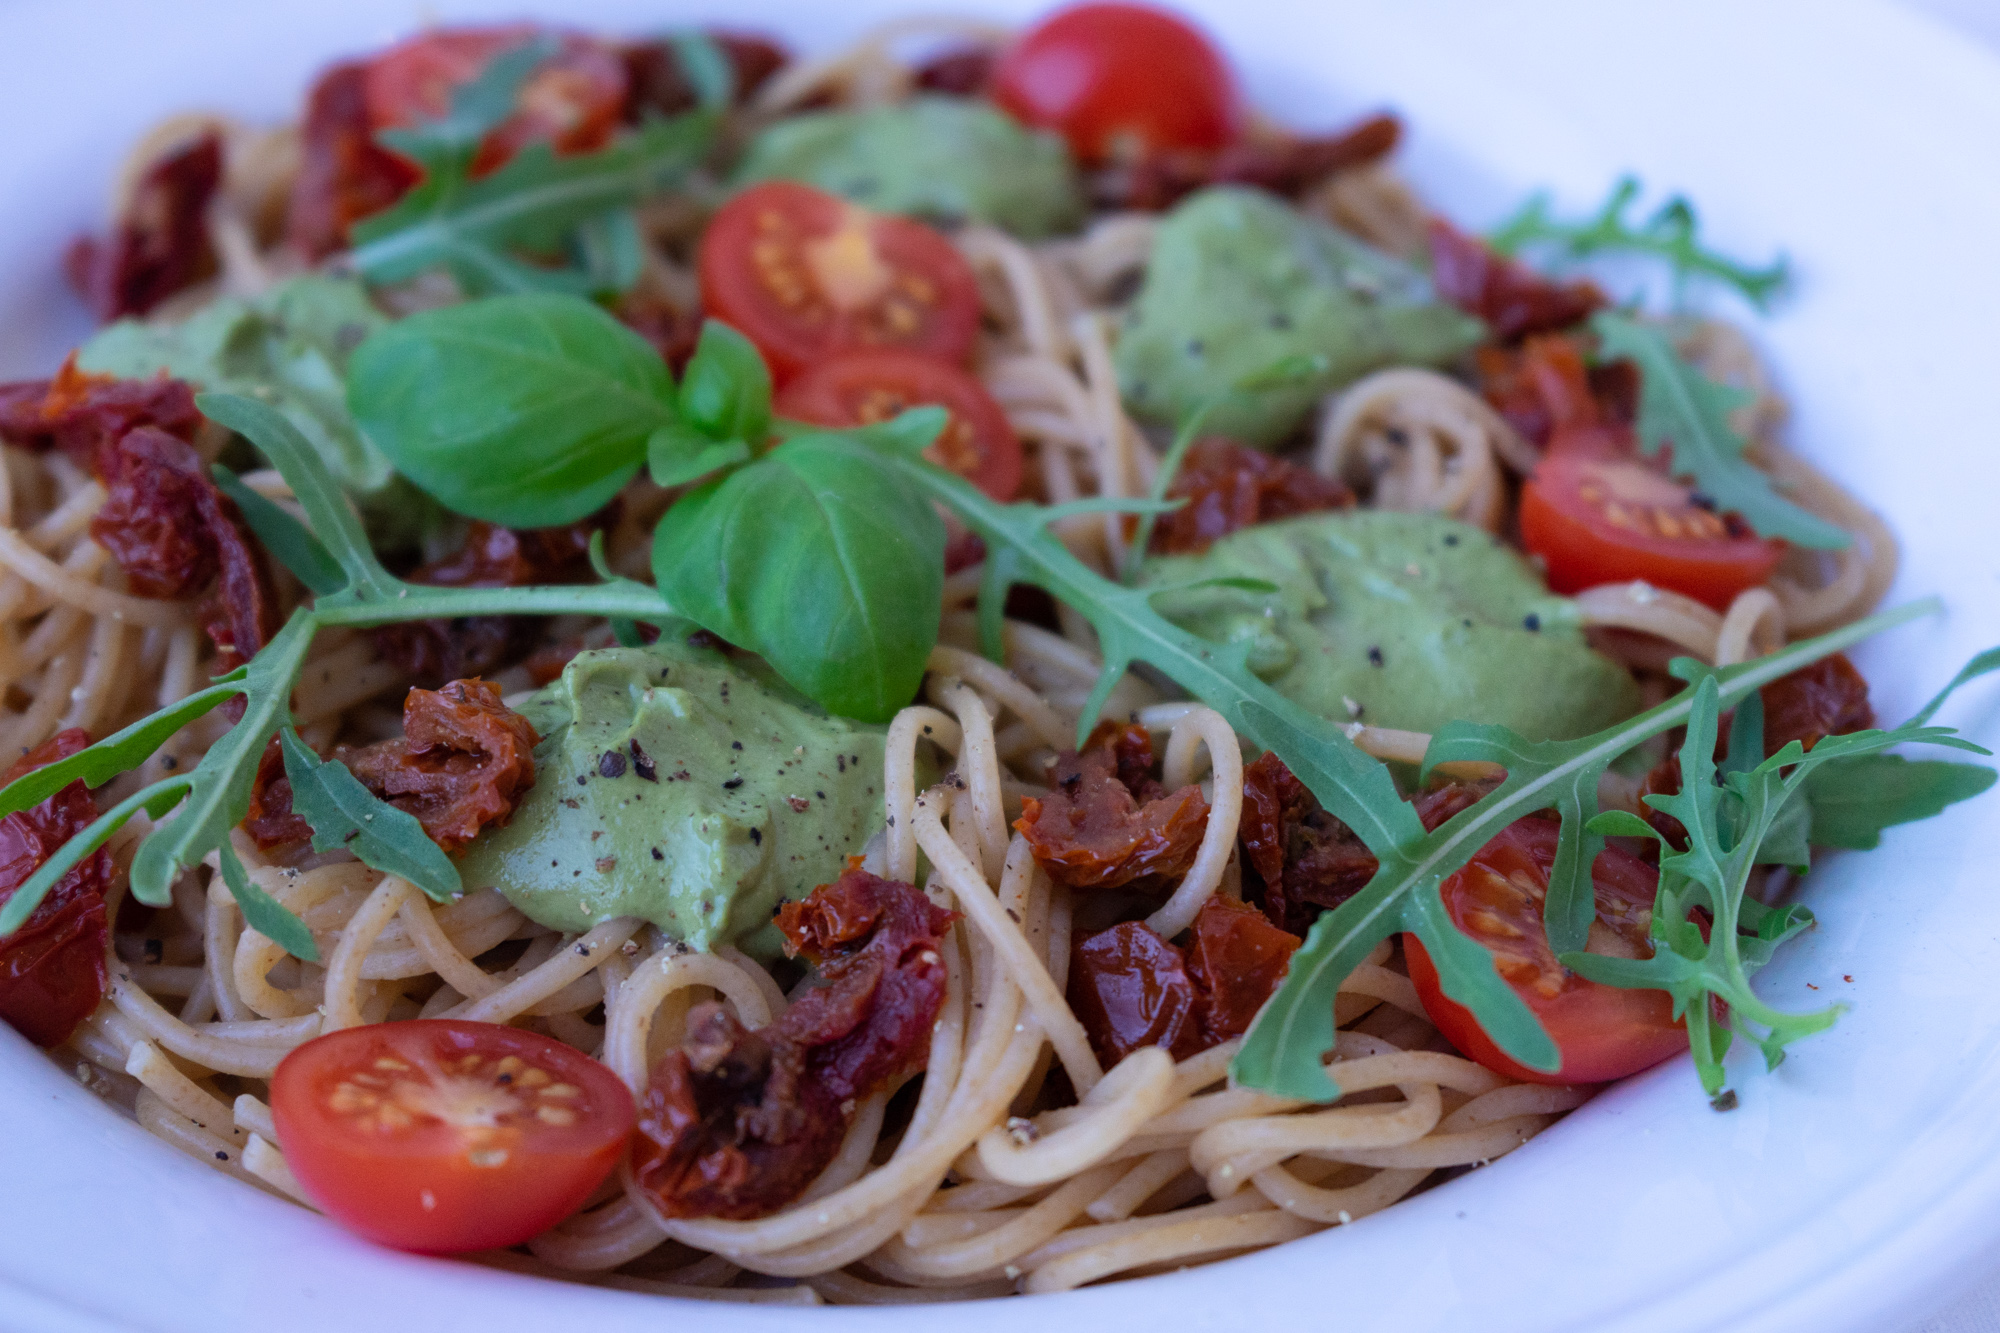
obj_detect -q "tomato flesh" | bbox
[699,181,983,383]
[363,26,627,175]
[271,1020,634,1253]
[1520,440,1783,610]
[993,2,1242,164]
[775,349,1023,500]
[1404,816,1686,1085]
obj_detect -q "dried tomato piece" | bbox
[1147,438,1353,556]
[0,360,200,468]
[1475,332,1637,450]
[1762,653,1874,756]
[341,679,540,853]
[614,291,704,375]
[1429,218,1603,343]
[286,62,422,260]
[1016,722,1209,891]
[1184,895,1300,1044]
[0,729,111,1048]
[1240,752,1489,934]
[1109,114,1401,212]
[1069,920,1202,1066]
[244,738,313,850]
[633,870,951,1219]
[912,46,997,96]
[66,132,222,321]
[620,31,788,119]
[91,425,280,671]
[373,517,602,687]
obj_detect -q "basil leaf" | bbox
[215,841,318,963]
[278,729,461,901]
[1590,313,1848,549]
[648,429,750,488]
[1801,755,1997,850]
[677,321,771,446]
[654,433,946,722]
[211,464,346,596]
[348,294,672,527]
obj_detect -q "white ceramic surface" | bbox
[1,1,1997,1329]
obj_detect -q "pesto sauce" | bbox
[457,641,886,950]
[1142,510,1642,740]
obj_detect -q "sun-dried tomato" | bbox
[373,517,602,687]
[286,62,422,261]
[1147,438,1353,556]
[614,291,705,375]
[0,729,111,1048]
[912,46,995,95]
[633,870,952,1219]
[1429,219,1603,344]
[620,31,788,119]
[243,738,313,850]
[340,679,540,854]
[1641,653,1875,848]
[0,359,200,469]
[91,425,279,672]
[66,132,222,321]
[1108,114,1401,212]
[1239,751,1489,934]
[1475,332,1637,450]
[1069,894,1300,1065]
[1016,721,1209,891]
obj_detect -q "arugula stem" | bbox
[311,583,675,627]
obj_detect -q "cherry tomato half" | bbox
[363,26,627,175]
[271,1020,634,1254]
[1520,439,1784,611]
[1404,816,1686,1086]
[992,3,1242,165]
[776,350,1024,500]
[698,181,983,383]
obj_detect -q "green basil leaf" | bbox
[211,464,346,596]
[653,434,945,721]
[1801,755,1997,850]
[677,321,772,446]
[348,294,672,527]
[278,729,462,902]
[647,428,750,488]
[215,840,318,962]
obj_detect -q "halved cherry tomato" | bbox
[1404,816,1686,1086]
[270,1020,634,1254]
[1520,443,1783,610]
[992,3,1242,165]
[698,181,983,383]
[776,350,1023,500]
[363,26,627,175]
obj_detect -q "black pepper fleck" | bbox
[598,750,628,778]
[731,741,743,751]
[1523,614,1542,632]
[630,740,657,781]
[651,847,664,860]
[750,828,763,845]
[576,774,588,786]
[1443,533,1460,546]
[1367,645,1385,667]
[723,776,744,790]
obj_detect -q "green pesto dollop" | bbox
[732,96,1086,238]
[457,641,886,949]
[1115,187,1485,448]
[1142,510,1641,741]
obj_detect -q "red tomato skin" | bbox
[699,182,983,382]
[1403,818,1687,1086]
[775,350,1023,499]
[993,3,1242,164]
[1520,446,1784,611]
[271,1020,634,1254]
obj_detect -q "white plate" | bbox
[1,1,1998,1329]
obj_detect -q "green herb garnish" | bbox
[1488,175,1791,310]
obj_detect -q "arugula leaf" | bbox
[215,840,318,963]
[347,295,674,527]
[211,465,346,597]
[655,431,948,723]
[277,729,461,901]
[349,109,718,296]
[1591,313,1849,550]
[1800,755,1997,850]
[0,678,242,820]
[0,779,192,936]
[127,612,317,906]
[1488,176,1791,310]
[375,38,555,170]
[1568,656,1996,1095]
